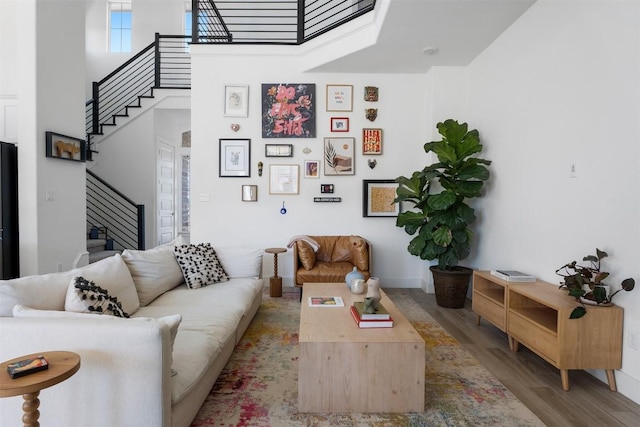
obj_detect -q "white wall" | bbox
[190,44,431,287]
[433,0,640,403]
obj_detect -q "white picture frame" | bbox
[269,164,300,194]
[224,84,249,117]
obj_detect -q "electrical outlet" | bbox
[629,329,640,351]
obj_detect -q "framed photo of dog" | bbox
[45,131,86,162]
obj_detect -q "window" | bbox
[109,2,132,52]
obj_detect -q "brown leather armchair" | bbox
[292,235,372,293]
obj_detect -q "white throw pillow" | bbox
[0,270,73,316]
[174,243,229,289]
[122,244,184,307]
[64,254,140,315]
[215,247,263,279]
[66,277,130,317]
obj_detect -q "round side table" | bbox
[0,351,81,427]
[265,247,287,297]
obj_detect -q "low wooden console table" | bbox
[298,283,425,412]
[0,351,81,426]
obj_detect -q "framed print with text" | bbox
[224,85,249,117]
[326,84,353,112]
[219,138,250,177]
[363,179,400,217]
[269,164,299,194]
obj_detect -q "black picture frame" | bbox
[45,131,86,162]
[363,179,400,217]
[265,144,293,157]
[219,138,251,177]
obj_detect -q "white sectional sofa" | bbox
[0,242,264,427]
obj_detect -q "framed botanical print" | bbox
[324,137,355,176]
[219,138,250,177]
[326,84,353,112]
[363,180,400,217]
[362,128,382,154]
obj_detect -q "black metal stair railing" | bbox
[86,169,145,251]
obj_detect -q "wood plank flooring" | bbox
[385,288,640,427]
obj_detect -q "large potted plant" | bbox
[394,119,491,308]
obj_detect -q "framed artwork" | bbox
[265,144,293,157]
[269,164,300,194]
[363,180,400,217]
[364,86,379,102]
[363,128,382,154]
[326,84,353,112]
[304,160,320,178]
[324,137,355,176]
[45,131,86,162]
[320,184,334,193]
[261,83,316,138]
[330,117,349,132]
[224,85,249,117]
[219,138,250,177]
[242,185,258,201]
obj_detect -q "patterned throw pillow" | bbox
[173,243,229,289]
[72,276,130,318]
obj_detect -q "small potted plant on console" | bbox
[556,248,635,319]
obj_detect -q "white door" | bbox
[157,141,175,245]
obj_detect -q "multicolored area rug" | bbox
[191,288,544,427]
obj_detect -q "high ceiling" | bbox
[308,0,537,73]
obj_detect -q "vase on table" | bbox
[345,267,364,290]
[366,277,381,309]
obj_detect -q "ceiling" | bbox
[308,0,537,73]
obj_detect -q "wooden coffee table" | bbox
[298,283,425,412]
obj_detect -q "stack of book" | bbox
[350,301,394,328]
[490,270,536,282]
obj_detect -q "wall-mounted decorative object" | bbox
[265,144,293,157]
[363,128,382,154]
[302,147,312,154]
[262,83,315,138]
[330,117,349,132]
[321,184,334,193]
[231,124,240,132]
[45,131,86,162]
[326,84,353,112]
[280,201,287,214]
[368,159,377,169]
[365,108,378,122]
[224,85,249,117]
[314,197,342,202]
[269,164,300,194]
[304,160,320,178]
[324,137,355,176]
[363,179,401,217]
[219,138,250,177]
[242,185,258,201]
[257,161,263,177]
[364,86,379,102]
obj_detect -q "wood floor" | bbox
[385,288,640,427]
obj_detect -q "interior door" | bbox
[157,141,175,245]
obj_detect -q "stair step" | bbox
[89,250,122,264]
[87,239,107,250]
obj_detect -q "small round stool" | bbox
[265,247,287,297]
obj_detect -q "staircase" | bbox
[86,226,122,263]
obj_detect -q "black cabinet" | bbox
[0,141,18,279]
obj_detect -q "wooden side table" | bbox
[265,247,287,297]
[0,351,81,427]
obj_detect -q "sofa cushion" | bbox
[350,236,369,271]
[296,241,316,270]
[65,276,130,317]
[174,243,229,289]
[296,261,371,285]
[214,247,263,278]
[122,244,184,307]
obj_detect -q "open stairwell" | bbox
[87,235,122,263]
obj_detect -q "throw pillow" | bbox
[174,243,229,289]
[215,247,263,278]
[66,276,130,317]
[122,244,184,307]
[297,240,316,270]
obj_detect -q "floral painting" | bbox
[262,83,316,138]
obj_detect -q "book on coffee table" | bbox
[350,306,394,328]
[308,296,344,307]
[352,301,391,320]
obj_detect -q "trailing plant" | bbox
[556,248,635,319]
[394,119,491,270]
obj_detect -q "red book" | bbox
[350,305,393,328]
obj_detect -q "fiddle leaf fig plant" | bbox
[394,119,491,270]
[556,248,635,319]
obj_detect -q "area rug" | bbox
[191,288,544,427]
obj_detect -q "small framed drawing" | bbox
[242,185,258,201]
[363,179,400,217]
[265,144,293,157]
[224,84,249,117]
[362,128,382,155]
[326,84,353,112]
[45,131,86,162]
[219,138,250,177]
[324,137,355,176]
[330,117,349,132]
[304,160,320,178]
[269,164,300,194]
